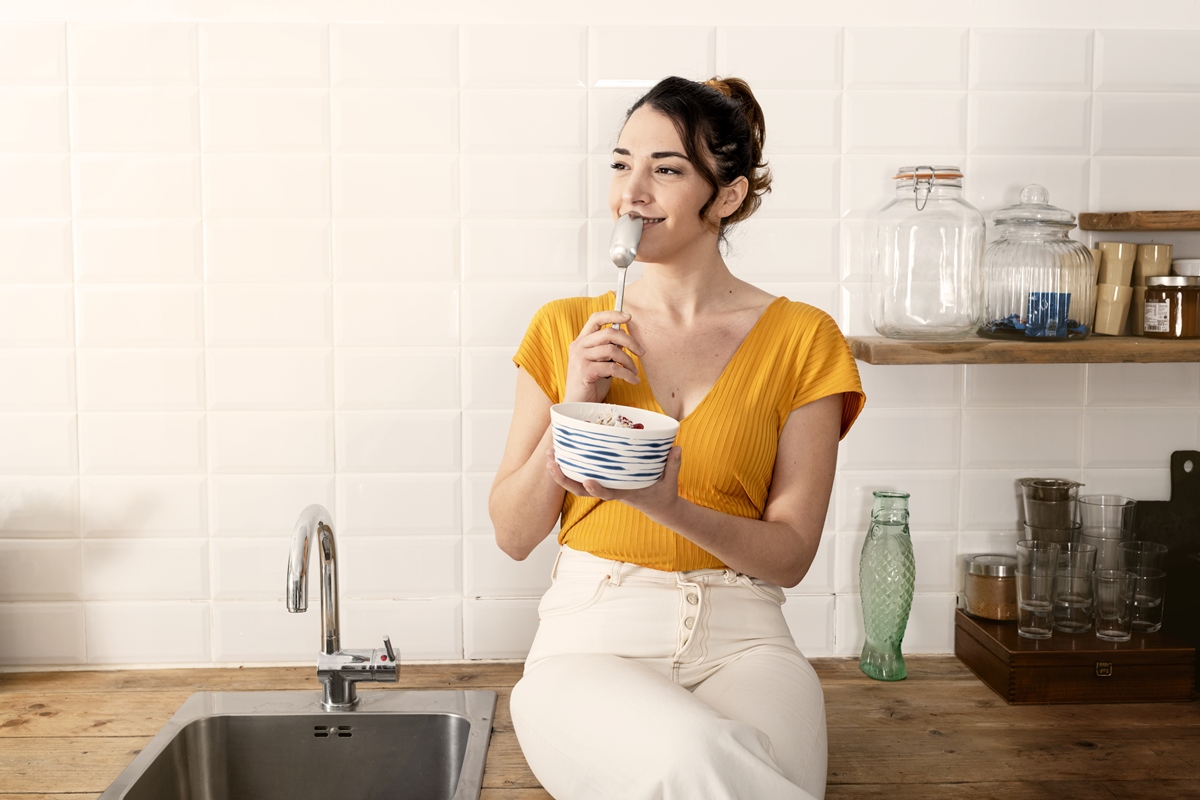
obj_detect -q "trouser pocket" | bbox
[740,575,787,605]
[537,574,610,619]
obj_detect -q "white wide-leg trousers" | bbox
[510,545,827,800]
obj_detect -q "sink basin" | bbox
[98,689,497,800]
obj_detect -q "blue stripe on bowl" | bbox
[552,443,669,467]
[558,467,661,490]
[552,425,675,451]
[554,453,666,480]
[551,435,667,463]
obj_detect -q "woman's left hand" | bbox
[546,445,683,522]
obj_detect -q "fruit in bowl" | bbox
[549,402,680,490]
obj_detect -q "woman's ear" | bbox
[716,176,749,220]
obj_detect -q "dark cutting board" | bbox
[1133,450,1200,561]
[1135,450,1200,681]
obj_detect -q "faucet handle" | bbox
[382,635,396,663]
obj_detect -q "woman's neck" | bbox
[631,264,735,317]
[624,233,748,321]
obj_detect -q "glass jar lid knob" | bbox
[991,184,1077,228]
[1021,184,1049,205]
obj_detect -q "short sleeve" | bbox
[790,310,866,440]
[513,301,567,404]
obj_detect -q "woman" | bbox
[489,75,865,800]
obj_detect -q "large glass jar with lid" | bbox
[980,185,1097,340]
[870,166,985,339]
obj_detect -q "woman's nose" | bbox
[622,166,651,204]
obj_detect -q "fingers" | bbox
[582,310,631,334]
[578,360,639,387]
[568,312,644,391]
[546,450,608,498]
[660,446,682,484]
[580,344,638,380]
[581,313,645,355]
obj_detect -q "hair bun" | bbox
[703,78,734,98]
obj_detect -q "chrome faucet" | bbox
[287,504,398,710]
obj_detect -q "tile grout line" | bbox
[195,21,217,664]
[64,18,88,666]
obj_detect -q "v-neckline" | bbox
[620,294,785,425]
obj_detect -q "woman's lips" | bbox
[640,217,664,228]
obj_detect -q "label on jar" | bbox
[1026,291,1071,338]
[1144,300,1170,333]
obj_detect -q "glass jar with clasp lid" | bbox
[980,185,1096,340]
[870,166,985,339]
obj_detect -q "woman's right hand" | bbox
[563,311,645,403]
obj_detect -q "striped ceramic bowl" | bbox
[550,402,680,490]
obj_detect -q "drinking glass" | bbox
[1078,531,1127,571]
[1130,568,1167,633]
[1053,567,1094,633]
[1119,541,1168,574]
[1051,542,1097,634]
[1093,569,1136,642]
[1078,495,1136,536]
[1016,541,1060,639]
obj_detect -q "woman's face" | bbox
[608,106,730,264]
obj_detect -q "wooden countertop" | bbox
[2,656,1198,799]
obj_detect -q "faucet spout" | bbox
[287,504,340,656]
[286,504,398,710]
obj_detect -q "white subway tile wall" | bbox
[1,13,1198,667]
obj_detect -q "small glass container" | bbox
[870,166,985,339]
[1143,276,1200,339]
[979,185,1097,340]
[963,554,1017,621]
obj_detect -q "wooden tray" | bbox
[954,609,1195,705]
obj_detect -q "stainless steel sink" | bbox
[98,689,497,800]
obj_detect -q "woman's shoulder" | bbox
[533,292,615,324]
[765,297,842,338]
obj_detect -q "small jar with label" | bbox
[963,554,1018,621]
[1143,276,1200,339]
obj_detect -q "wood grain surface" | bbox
[846,335,1200,365]
[1078,210,1200,231]
[2,657,1198,800]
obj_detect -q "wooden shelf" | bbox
[847,334,1200,365]
[1078,210,1200,231]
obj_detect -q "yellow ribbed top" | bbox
[514,293,865,571]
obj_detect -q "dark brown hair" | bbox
[624,75,771,235]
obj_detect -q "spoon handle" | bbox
[612,266,628,330]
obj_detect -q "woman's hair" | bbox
[624,75,771,234]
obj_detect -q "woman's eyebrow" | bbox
[612,147,690,161]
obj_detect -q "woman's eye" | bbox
[656,166,680,175]
[609,162,628,171]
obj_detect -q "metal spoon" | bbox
[609,212,642,329]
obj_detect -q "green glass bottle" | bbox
[859,491,915,681]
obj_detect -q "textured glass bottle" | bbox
[870,166,985,339]
[859,491,915,681]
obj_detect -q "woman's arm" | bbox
[489,310,645,561]
[547,393,843,586]
[488,368,565,560]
